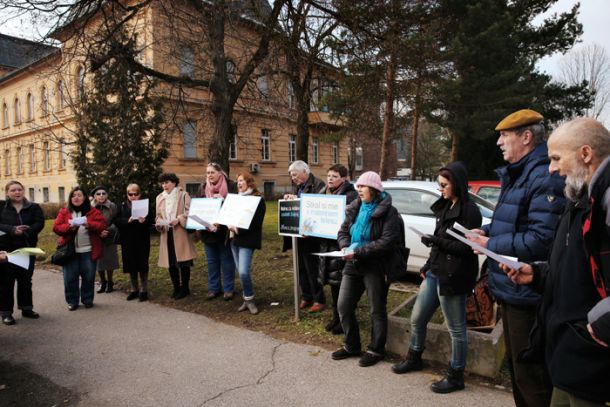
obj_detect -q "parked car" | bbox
[468,180,501,205]
[382,181,495,274]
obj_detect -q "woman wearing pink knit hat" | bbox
[331,171,401,367]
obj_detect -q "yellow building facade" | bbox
[0,2,346,203]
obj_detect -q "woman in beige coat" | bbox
[155,173,197,299]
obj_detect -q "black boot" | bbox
[168,267,181,299]
[392,348,424,374]
[325,308,340,332]
[106,281,114,293]
[97,281,107,294]
[175,268,191,300]
[430,365,465,394]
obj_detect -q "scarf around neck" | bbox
[349,194,384,250]
[205,175,229,198]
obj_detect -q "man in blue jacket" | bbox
[469,109,565,407]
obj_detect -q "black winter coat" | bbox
[198,179,237,245]
[231,196,266,250]
[337,192,401,277]
[318,182,358,286]
[116,200,154,273]
[0,199,45,251]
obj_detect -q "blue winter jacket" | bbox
[482,143,565,306]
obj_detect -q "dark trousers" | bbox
[0,259,34,316]
[337,272,388,355]
[502,303,552,407]
[298,238,325,304]
[330,284,340,321]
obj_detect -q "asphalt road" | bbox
[0,269,514,407]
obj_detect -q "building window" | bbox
[2,103,7,127]
[182,121,197,159]
[287,81,296,109]
[229,125,237,160]
[58,186,65,203]
[16,147,23,174]
[257,75,269,99]
[179,47,194,77]
[185,183,199,197]
[355,146,363,171]
[43,141,50,170]
[263,181,275,200]
[261,129,270,161]
[312,137,319,164]
[41,87,48,116]
[43,187,49,203]
[27,93,34,121]
[4,149,10,175]
[57,80,65,110]
[288,134,296,163]
[226,60,236,84]
[14,98,21,124]
[59,140,67,168]
[28,187,35,202]
[29,144,36,172]
[332,142,338,164]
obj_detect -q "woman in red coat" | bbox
[53,186,106,311]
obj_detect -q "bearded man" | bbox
[503,117,610,406]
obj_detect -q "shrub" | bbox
[39,202,63,220]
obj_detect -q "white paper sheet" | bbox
[7,253,31,270]
[185,198,223,230]
[131,199,149,218]
[446,229,525,270]
[11,247,45,256]
[188,215,213,229]
[452,222,482,237]
[69,216,87,226]
[408,226,428,237]
[215,194,261,229]
[156,219,171,227]
[312,251,347,257]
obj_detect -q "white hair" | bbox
[288,160,310,174]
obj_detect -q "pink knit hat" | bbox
[356,171,384,192]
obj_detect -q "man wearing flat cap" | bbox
[468,109,566,407]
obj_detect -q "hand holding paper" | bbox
[69,216,87,227]
[446,228,525,270]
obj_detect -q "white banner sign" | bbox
[185,198,223,230]
[215,194,262,230]
[299,194,346,239]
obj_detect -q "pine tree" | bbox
[72,30,168,204]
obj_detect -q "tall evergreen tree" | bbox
[72,30,168,204]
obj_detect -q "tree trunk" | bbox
[410,106,420,180]
[450,131,459,162]
[296,100,310,163]
[208,100,233,177]
[379,52,396,180]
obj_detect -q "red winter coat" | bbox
[53,207,106,261]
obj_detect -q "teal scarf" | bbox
[348,193,385,251]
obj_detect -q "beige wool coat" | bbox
[156,187,197,268]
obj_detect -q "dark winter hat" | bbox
[495,109,543,131]
[90,185,108,196]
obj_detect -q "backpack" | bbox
[386,214,410,282]
[466,270,496,328]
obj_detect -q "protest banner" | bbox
[185,198,223,230]
[278,199,301,237]
[215,194,262,229]
[299,194,346,239]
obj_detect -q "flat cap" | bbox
[495,109,544,131]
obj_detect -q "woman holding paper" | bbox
[228,173,266,314]
[0,180,45,325]
[199,163,237,300]
[391,162,482,394]
[117,184,153,301]
[53,186,106,311]
[156,173,197,300]
[332,171,401,367]
[91,186,120,294]
[318,164,357,334]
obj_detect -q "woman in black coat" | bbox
[392,162,482,394]
[318,164,357,334]
[0,180,45,325]
[116,184,154,302]
[331,171,401,368]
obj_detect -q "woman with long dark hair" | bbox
[53,186,106,311]
[392,162,482,394]
[0,180,45,324]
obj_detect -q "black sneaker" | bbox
[2,315,15,325]
[331,348,361,360]
[126,291,139,301]
[139,292,148,302]
[358,352,384,367]
[84,303,94,309]
[22,310,40,319]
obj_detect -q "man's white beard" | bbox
[565,160,588,202]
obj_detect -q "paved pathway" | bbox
[0,269,514,406]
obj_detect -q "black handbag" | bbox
[51,240,75,265]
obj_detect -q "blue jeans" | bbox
[230,243,254,299]
[204,242,235,294]
[63,252,96,306]
[410,271,468,370]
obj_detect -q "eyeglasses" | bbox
[208,162,222,171]
[127,193,140,197]
[438,183,449,189]
[95,191,107,196]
